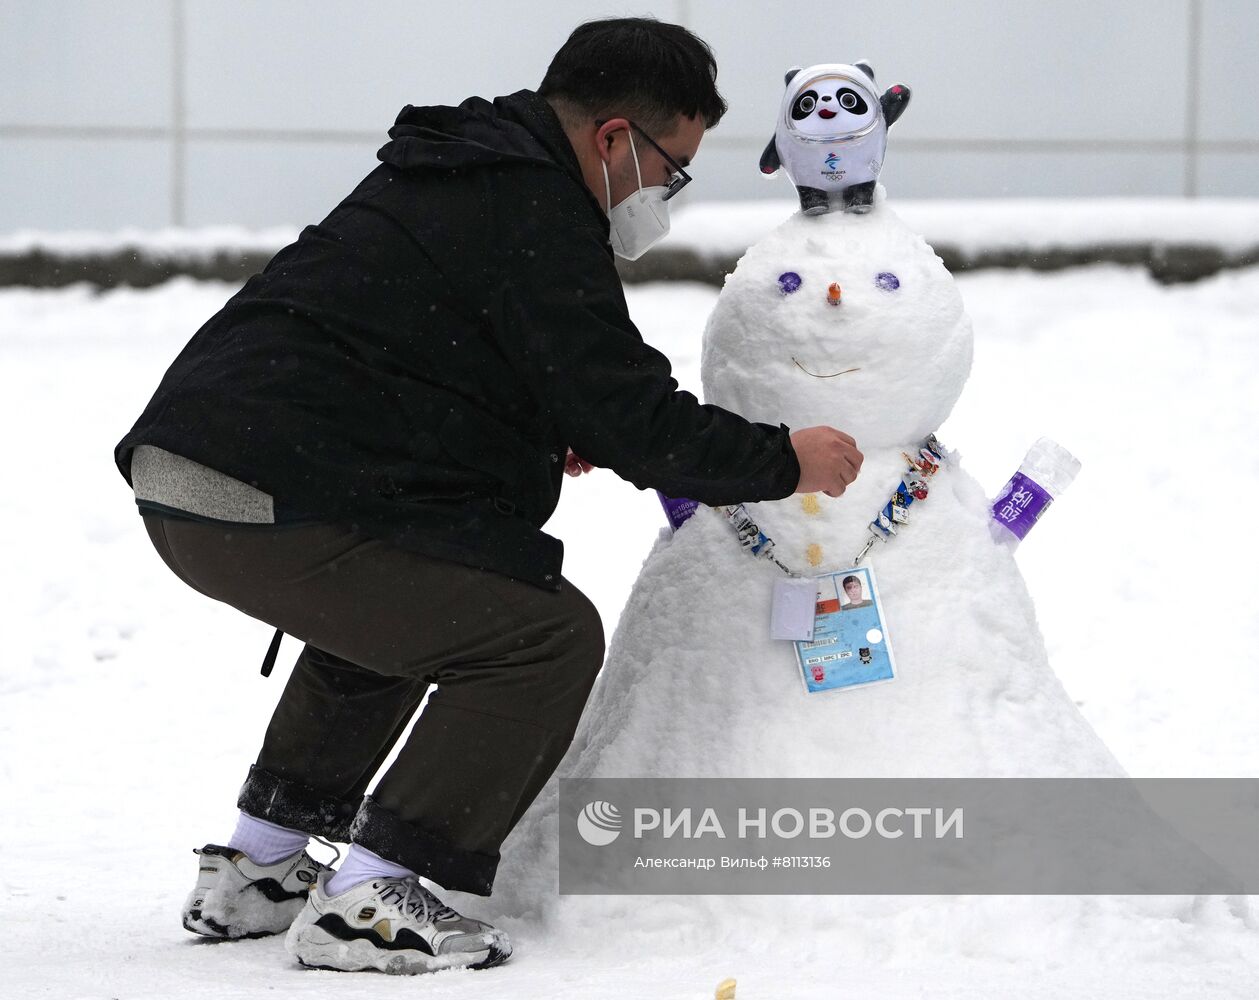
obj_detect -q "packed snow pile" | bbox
[5,198,1258,291]
[0,225,300,258]
[5,201,1257,262]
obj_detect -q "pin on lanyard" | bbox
[717,503,797,576]
[852,434,948,565]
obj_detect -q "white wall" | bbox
[2,0,1255,231]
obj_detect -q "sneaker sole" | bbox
[183,908,281,940]
[290,925,511,974]
[181,883,308,940]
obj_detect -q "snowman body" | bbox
[481,192,1128,920]
[558,193,1125,781]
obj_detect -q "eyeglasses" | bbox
[595,119,692,201]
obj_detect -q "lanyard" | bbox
[719,433,948,574]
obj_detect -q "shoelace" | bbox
[309,834,342,868]
[376,876,460,925]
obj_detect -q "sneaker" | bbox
[182,844,333,939]
[285,872,512,974]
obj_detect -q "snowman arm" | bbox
[504,226,801,504]
[880,84,911,128]
[759,136,781,175]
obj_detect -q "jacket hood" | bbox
[378,89,584,179]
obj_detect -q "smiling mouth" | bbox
[792,358,861,378]
[817,108,837,119]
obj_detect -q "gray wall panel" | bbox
[1,0,1255,231]
[0,0,172,127]
[1197,1,1259,141]
[884,147,1186,198]
[690,0,1189,143]
[182,138,380,226]
[0,137,171,230]
[669,140,1187,201]
[183,0,680,131]
[1196,152,1259,196]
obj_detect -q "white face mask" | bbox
[601,130,671,261]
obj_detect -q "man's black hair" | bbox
[842,575,861,588]
[539,17,727,136]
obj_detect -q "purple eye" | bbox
[875,272,900,291]
[778,271,802,294]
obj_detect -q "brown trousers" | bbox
[142,513,604,895]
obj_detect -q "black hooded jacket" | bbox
[113,90,800,590]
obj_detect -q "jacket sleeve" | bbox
[497,223,800,505]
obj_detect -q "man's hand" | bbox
[564,448,596,477]
[790,426,863,497]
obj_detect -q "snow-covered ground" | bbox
[2,261,1257,997]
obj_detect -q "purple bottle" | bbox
[658,492,700,532]
[990,438,1081,548]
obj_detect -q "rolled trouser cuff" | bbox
[350,796,499,896]
[236,764,358,842]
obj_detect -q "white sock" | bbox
[325,844,416,896]
[227,811,310,864]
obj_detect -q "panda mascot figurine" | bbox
[759,61,911,215]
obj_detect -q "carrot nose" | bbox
[827,282,842,306]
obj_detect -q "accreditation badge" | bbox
[793,565,896,694]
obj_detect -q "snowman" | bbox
[472,75,1249,967]
[486,188,1121,904]
[547,185,1128,784]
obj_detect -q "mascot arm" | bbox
[880,84,912,128]
[759,136,781,175]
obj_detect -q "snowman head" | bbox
[700,194,974,450]
[782,64,881,143]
